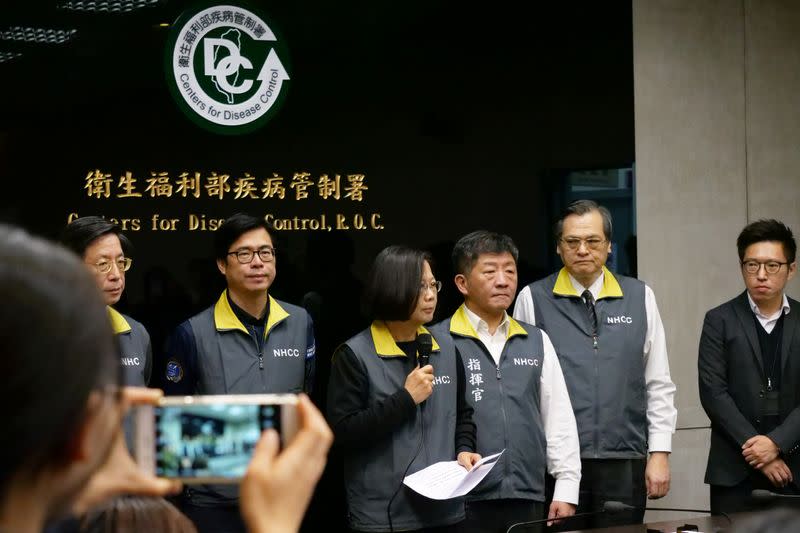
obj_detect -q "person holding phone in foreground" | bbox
[0,224,332,533]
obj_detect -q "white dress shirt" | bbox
[512,271,677,453]
[462,304,582,505]
[747,292,791,333]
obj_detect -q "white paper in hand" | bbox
[402,450,504,500]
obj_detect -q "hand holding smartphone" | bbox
[134,394,299,484]
[240,394,334,533]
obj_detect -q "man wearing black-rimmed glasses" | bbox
[513,199,676,529]
[699,219,800,514]
[163,212,315,533]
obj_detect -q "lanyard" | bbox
[760,314,784,392]
[766,339,781,392]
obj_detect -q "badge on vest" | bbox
[466,358,485,402]
[273,348,301,357]
[121,356,141,366]
[512,357,539,367]
[606,315,633,324]
[432,375,451,385]
[166,359,183,383]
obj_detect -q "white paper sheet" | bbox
[402,450,504,500]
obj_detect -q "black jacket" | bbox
[699,291,800,486]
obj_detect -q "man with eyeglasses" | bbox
[699,219,800,514]
[60,216,151,387]
[513,199,676,529]
[163,212,315,532]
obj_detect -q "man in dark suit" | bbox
[699,219,799,514]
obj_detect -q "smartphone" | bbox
[134,394,299,483]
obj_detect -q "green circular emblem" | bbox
[165,3,291,135]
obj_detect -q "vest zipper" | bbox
[420,403,430,465]
[593,333,599,458]
[495,355,510,485]
[249,326,265,371]
[250,337,265,392]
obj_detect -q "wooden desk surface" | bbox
[562,512,753,532]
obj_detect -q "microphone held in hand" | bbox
[417,333,433,367]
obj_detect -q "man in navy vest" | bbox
[699,219,800,514]
[514,200,676,528]
[163,212,316,533]
[432,230,580,533]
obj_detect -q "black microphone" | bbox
[504,501,627,533]
[417,333,433,367]
[602,500,636,513]
[603,500,637,513]
[604,500,713,514]
[751,489,800,502]
[603,500,731,530]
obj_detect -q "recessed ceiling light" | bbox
[0,27,77,44]
[58,0,161,13]
[0,51,23,63]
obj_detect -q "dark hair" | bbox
[79,496,197,533]
[59,216,132,258]
[737,219,796,264]
[452,230,519,275]
[0,224,120,498]
[363,246,432,321]
[554,199,613,242]
[214,213,274,262]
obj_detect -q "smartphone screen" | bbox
[154,403,281,479]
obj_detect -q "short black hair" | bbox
[363,246,432,321]
[452,230,519,275]
[0,224,120,498]
[60,216,132,258]
[214,213,274,262]
[737,219,796,263]
[554,199,613,242]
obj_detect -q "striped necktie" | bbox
[582,289,598,334]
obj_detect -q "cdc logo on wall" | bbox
[165,2,291,135]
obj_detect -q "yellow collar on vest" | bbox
[370,320,440,358]
[552,266,623,300]
[107,306,131,335]
[449,304,528,340]
[214,290,290,337]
